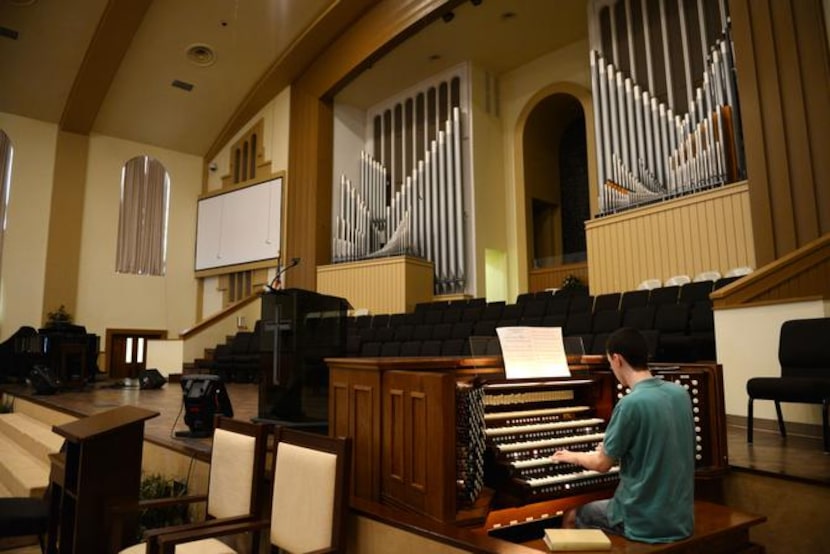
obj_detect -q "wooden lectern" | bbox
[47,405,159,553]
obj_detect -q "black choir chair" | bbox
[472,320,497,337]
[149,428,350,554]
[420,340,443,357]
[379,341,401,357]
[516,292,535,304]
[547,293,571,317]
[653,303,693,361]
[451,321,474,340]
[412,324,434,341]
[480,302,505,322]
[359,341,381,357]
[541,313,567,329]
[713,275,741,290]
[431,323,453,341]
[370,313,390,328]
[461,305,484,322]
[688,301,716,360]
[568,294,594,315]
[373,326,396,343]
[619,289,650,311]
[399,340,422,357]
[423,309,444,325]
[441,338,467,356]
[522,299,548,319]
[678,280,714,304]
[441,308,463,324]
[593,292,621,312]
[500,303,524,322]
[393,324,414,342]
[589,309,623,355]
[647,285,680,306]
[621,305,656,331]
[746,317,830,452]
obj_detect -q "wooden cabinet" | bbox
[47,405,158,554]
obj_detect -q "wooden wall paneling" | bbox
[317,256,434,314]
[381,369,456,522]
[770,1,815,244]
[793,0,830,235]
[586,183,755,294]
[329,365,382,501]
[731,0,830,265]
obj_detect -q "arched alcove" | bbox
[522,93,589,269]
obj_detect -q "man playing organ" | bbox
[552,327,695,543]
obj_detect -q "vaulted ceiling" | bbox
[0,0,588,156]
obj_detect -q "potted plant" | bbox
[45,305,73,328]
[137,473,188,540]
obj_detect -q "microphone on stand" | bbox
[264,257,301,293]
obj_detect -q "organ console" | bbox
[327,356,728,546]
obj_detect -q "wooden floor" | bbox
[2,378,828,483]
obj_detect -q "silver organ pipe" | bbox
[590,0,744,215]
[333,79,468,295]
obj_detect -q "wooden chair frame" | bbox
[150,427,351,554]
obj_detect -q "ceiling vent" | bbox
[171,80,194,92]
[0,26,19,40]
[185,44,216,67]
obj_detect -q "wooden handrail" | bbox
[179,293,261,339]
[711,232,830,309]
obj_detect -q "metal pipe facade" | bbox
[332,74,468,295]
[591,0,745,216]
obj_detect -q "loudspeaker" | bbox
[29,365,61,395]
[175,375,233,438]
[138,368,167,390]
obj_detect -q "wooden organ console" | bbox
[327,356,732,549]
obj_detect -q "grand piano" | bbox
[327,355,734,547]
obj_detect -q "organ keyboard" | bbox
[478,378,619,507]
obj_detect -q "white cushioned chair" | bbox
[151,427,351,554]
[118,416,268,554]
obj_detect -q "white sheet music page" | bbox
[496,326,571,379]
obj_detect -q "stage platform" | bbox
[0,379,260,461]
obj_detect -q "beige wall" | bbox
[202,88,292,314]
[75,134,202,342]
[0,113,58,339]
[715,298,830,425]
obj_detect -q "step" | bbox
[0,431,50,498]
[0,412,64,461]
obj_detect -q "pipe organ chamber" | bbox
[327,358,729,545]
[333,74,468,296]
[589,0,746,216]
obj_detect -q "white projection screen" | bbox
[195,177,282,271]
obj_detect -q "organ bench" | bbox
[327,356,765,552]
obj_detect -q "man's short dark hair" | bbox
[605,327,649,369]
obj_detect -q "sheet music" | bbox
[496,326,571,379]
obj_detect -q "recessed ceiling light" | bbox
[429,54,442,62]
[185,43,216,67]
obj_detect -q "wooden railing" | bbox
[178,293,262,365]
[711,232,830,309]
[528,261,589,293]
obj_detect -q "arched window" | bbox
[116,156,170,275]
[0,130,13,272]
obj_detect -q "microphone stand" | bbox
[264,258,300,386]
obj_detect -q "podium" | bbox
[259,289,349,427]
[47,406,159,553]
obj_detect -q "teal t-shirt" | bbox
[602,377,695,543]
